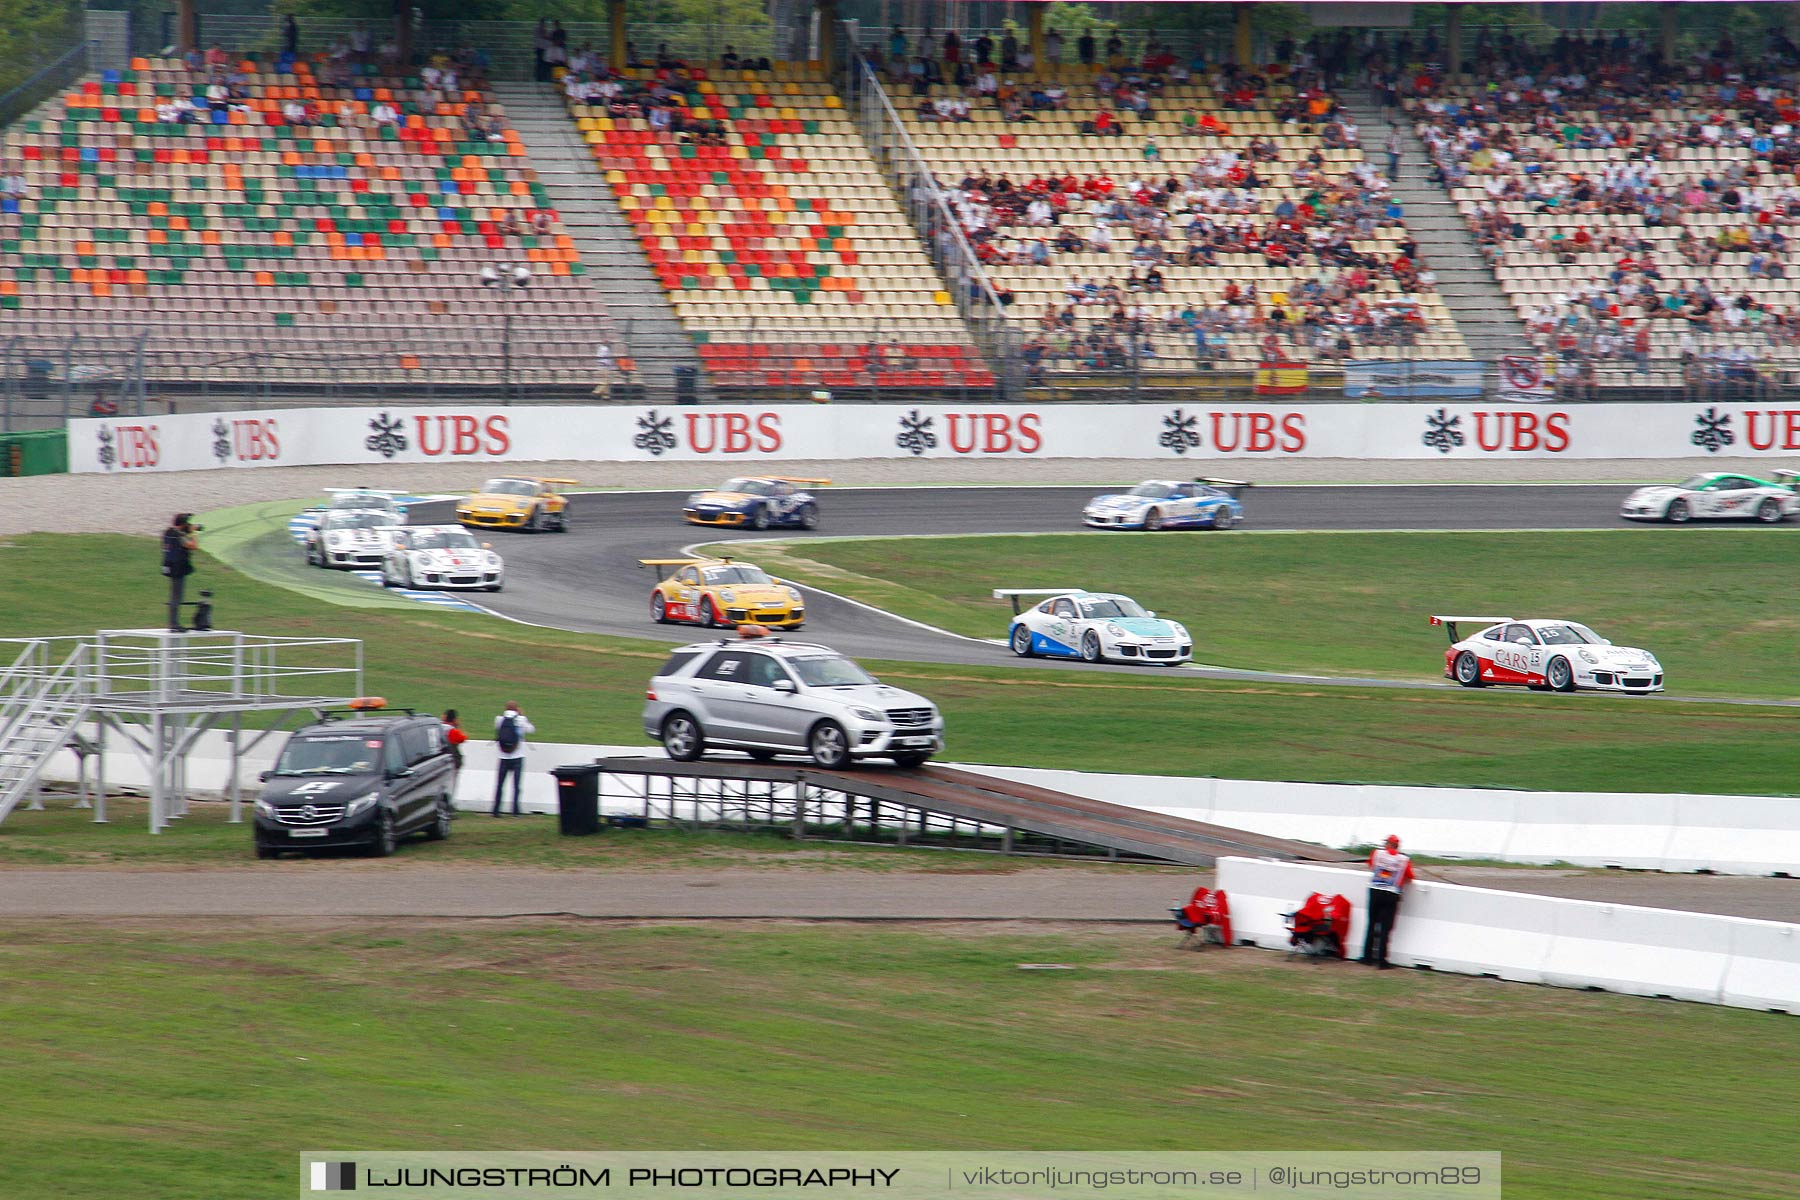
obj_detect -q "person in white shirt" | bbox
[371,101,398,125]
[491,702,536,816]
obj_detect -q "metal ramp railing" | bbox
[0,638,93,824]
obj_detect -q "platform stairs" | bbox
[0,639,93,824]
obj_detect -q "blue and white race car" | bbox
[682,476,829,530]
[997,588,1192,665]
[1082,479,1248,530]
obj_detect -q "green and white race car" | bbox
[1620,472,1798,524]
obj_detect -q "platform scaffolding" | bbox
[0,630,363,832]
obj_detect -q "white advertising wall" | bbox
[1216,857,1800,1013]
[64,400,1800,472]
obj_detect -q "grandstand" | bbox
[886,61,1469,387]
[4,3,1800,409]
[561,61,993,395]
[0,50,629,401]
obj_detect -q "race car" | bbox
[641,557,806,629]
[1081,479,1248,530]
[455,477,576,532]
[304,509,402,570]
[1619,472,1798,524]
[998,588,1192,664]
[1431,614,1663,693]
[682,477,828,530]
[381,525,504,592]
[320,488,409,520]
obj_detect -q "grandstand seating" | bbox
[0,54,627,393]
[892,66,1470,380]
[564,65,992,391]
[1412,88,1800,389]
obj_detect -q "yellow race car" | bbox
[641,557,806,629]
[456,477,577,533]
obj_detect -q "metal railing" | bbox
[850,54,1014,394]
[0,39,94,127]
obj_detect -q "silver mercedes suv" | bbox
[642,640,945,769]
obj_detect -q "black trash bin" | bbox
[674,364,699,405]
[550,763,603,836]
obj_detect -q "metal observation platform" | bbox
[0,630,363,832]
[588,758,1350,866]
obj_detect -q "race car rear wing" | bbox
[993,587,1085,616]
[770,476,831,487]
[1429,614,1514,644]
[1774,470,1800,489]
[638,556,739,581]
[533,477,581,487]
[1196,477,1253,498]
[323,488,409,499]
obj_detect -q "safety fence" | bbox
[1218,857,1800,1013]
[63,400,1800,473]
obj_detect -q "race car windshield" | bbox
[274,736,381,775]
[1535,624,1598,646]
[789,656,875,687]
[411,531,480,551]
[1078,597,1148,619]
[327,512,392,531]
[702,565,773,585]
[1674,475,1714,491]
[1127,483,1177,498]
[720,479,772,496]
[331,494,396,510]
[483,480,537,496]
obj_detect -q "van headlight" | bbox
[849,706,883,722]
[345,794,379,818]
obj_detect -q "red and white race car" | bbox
[1430,614,1665,693]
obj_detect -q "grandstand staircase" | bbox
[491,82,705,399]
[1344,98,1528,361]
[0,641,92,825]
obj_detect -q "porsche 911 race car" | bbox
[381,525,504,592]
[1619,472,1798,523]
[641,557,806,629]
[304,510,402,570]
[998,588,1192,664]
[455,477,576,532]
[682,477,828,529]
[1431,614,1663,693]
[1082,479,1248,530]
[318,488,410,522]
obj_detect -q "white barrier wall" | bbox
[1216,857,1800,1013]
[35,735,1800,875]
[950,765,1800,876]
[65,400,1800,472]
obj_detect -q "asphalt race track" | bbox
[405,483,1800,698]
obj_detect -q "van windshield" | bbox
[275,734,382,775]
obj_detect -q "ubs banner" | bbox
[65,402,1800,473]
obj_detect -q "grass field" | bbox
[0,920,1791,1200]
[721,531,1800,699]
[3,531,1799,794]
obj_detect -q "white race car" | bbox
[1431,614,1663,693]
[321,488,410,522]
[1620,472,1798,523]
[304,510,402,570]
[1082,479,1248,530]
[381,525,504,592]
[998,588,1192,665]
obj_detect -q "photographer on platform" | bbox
[161,513,199,632]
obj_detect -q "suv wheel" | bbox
[368,810,397,857]
[808,721,852,770]
[425,797,452,841]
[662,712,706,761]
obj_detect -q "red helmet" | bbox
[1385,834,1402,850]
